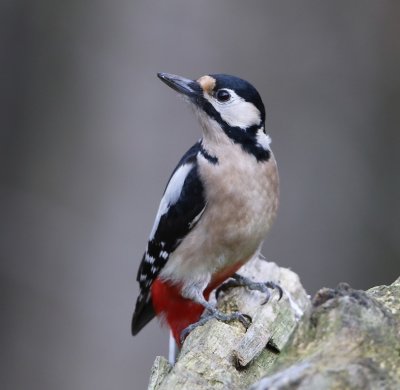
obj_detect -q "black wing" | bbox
[131,142,208,335]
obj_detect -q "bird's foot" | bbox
[215,273,283,304]
[180,307,251,344]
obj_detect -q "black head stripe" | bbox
[194,74,270,162]
[210,74,266,123]
[201,99,270,162]
[199,143,218,164]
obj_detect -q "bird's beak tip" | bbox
[157,72,200,99]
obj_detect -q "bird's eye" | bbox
[215,89,231,102]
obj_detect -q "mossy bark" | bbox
[147,258,400,390]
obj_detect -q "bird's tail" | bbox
[131,291,156,335]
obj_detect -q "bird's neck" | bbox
[200,122,271,163]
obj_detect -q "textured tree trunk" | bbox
[147,257,400,390]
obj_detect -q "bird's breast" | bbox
[199,144,279,249]
[159,142,279,285]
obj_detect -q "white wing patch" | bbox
[145,254,155,264]
[188,205,206,228]
[149,163,193,240]
[160,251,169,259]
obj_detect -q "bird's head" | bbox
[157,73,269,160]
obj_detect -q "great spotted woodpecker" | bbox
[131,73,279,347]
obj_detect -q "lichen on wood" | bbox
[147,257,400,390]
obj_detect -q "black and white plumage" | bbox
[131,73,279,345]
[132,141,213,332]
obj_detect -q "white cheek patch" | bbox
[256,128,271,150]
[204,89,261,129]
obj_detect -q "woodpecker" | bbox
[131,73,279,346]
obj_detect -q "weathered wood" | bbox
[250,279,400,389]
[147,258,400,389]
[148,356,172,390]
[147,256,310,389]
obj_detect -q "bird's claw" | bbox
[213,310,252,328]
[215,278,242,300]
[215,274,283,304]
[264,281,283,301]
[180,308,252,344]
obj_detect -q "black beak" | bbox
[157,73,202,101]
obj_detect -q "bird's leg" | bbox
[180,294,251,344]
[168,330,179,364]
[215,273,283,304]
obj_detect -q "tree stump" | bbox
[147,257,400,389]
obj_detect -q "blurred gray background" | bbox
[1,1,399,389]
